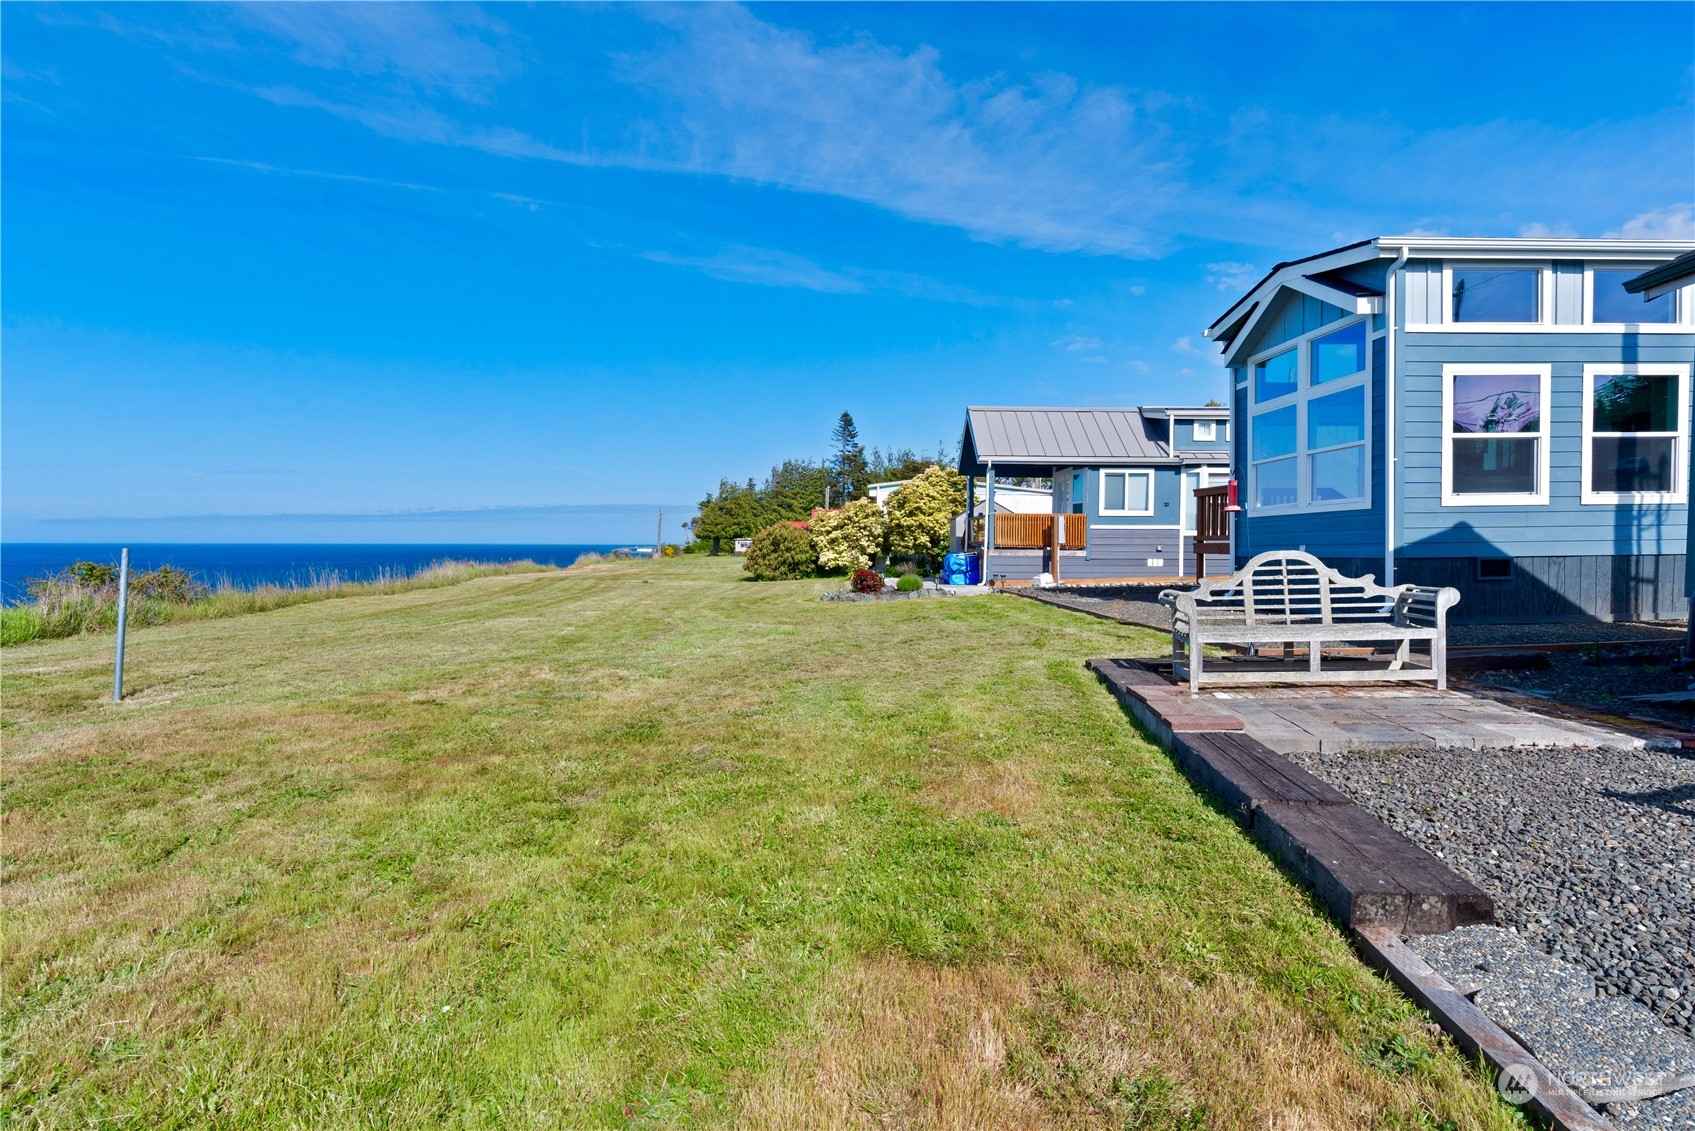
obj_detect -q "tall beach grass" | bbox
[0,559,553,646]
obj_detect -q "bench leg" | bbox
[1308,640,1321,675]
[1190,637,1203,693]
[1433,635,1447,691]
[1390,637,1410,671]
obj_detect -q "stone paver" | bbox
[1202,687,1641,753]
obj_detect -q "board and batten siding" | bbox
[1240,291,1350,359]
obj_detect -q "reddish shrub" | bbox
[849,568,884,594]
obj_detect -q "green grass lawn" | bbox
[1,556,1522,1129]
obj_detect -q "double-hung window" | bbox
[1247,319,1370,512]
[1582,365,1689,503]
[1098,469,1154,516]
[1441,364,1550,505]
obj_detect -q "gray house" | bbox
[957,405,1229,581]
[1207,236,1695,622]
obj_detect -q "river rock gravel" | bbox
[1285,742,1695,1040]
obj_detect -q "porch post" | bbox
[985,464,997,559]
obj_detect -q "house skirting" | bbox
[986,532,1200,583]
[1257,553,1688,624]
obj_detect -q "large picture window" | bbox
[1582,365,1689,503]
[1247,317,1370,512]
[1442,365,1550,506]
[1098,469,1154,516]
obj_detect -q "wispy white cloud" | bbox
[623,7,1180,256]
[190,155,442,192]
[1605,203,1694,240]
[1203,261,1257,292]
[640,243,1011,305]
[641,245,864,294]
[1051,334,1102,352]
[235,3,517,102]
[1517,221,1578,238]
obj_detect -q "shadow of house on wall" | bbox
[1396,520,1687,624]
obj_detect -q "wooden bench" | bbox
[1159,550,1461,691]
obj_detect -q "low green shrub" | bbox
[743,523,815,581]
[895,573,923,592]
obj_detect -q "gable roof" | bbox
[959,406,1203,475]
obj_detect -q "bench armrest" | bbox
[1392,585,1461,632]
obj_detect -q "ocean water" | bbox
[0,543,626,603]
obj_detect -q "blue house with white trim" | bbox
[957,405,1230,581]
[1207,236,1695,622]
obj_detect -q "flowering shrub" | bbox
[885,465,968,565]
[743,523,816,581]
[812,498,886,572]
[849,569,884,594]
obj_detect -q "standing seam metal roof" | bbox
[966,407,1174,463]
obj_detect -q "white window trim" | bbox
[1441,261,1552,329]
[1584,265,1687,329]
[1440,363,1552,507]
[1192,419,1217,442]
[1097,468,1155,516]
[1245,316,1373,516]
[1580,363,1690,505]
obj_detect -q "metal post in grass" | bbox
[112,547,130,702]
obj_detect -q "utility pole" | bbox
[655,509,664,557]
[112,548,130,702]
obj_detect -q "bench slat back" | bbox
[1177,550,1401,626]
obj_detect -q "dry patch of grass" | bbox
[2,557,1524,1128]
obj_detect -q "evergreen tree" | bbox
[830,412,869,500]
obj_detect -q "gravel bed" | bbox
[1284,742,1695,1038]
[1020,585,1172,630]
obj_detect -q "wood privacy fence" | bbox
[977,513,1089,549]
[1193,485,1230,577]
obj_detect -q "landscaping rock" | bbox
[1412,924,1594,1001]
[1608,1085,1695,1128]
[1481,993,1695,1104]
[1287,742,1695,1040]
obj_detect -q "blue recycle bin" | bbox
[941,552,981,585]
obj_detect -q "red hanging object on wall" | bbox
[1225,478,1243,513]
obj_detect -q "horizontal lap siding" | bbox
[1398,332,1692,559]
[1081,465,1194,527]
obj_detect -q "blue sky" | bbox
[4,2,1691,542]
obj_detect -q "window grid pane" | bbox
[1310,446,1365,501]
[1311,321,1366,385]
[1592,373,1677,434]
[1452,436,1538,495]
[1104,474,1126,512]
[1125,474,1149,512]
[1254,349,1297,402]
[1453,374,1540,434]
[1254,458,1297,508]
[1592,436,1675,493]
[1253,406,1297,460]
[1308,386,1366,451]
